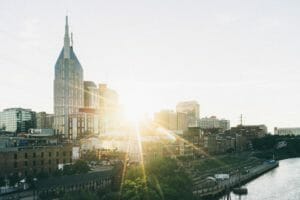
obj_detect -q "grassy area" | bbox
[193,154,259,172]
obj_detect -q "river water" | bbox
[220,158,300,200]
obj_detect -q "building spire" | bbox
[64,15,70,58]
[71,32,73,47]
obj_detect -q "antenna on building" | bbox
[240,114,243,126]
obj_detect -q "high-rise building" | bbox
[84,81,99,109]
[176,112,188,131]
[98,84,120,133]
[36,112,54,129]
[0,108,36,133]
[54,16,84,137]
[176,101,200,127]
[154,110,188,131]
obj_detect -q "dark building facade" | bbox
[0,136,72,178]
[229,125,267,139]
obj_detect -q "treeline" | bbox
[252,135,300,160]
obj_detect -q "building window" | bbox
[33,152,36,158]
[14,154,17,159]
[63,152,66,156]
[56,152,59,157]
[24,161,28,166]
[24,153,28,159]
[56,159,59,164]
[48,160,51,164]
[41,160,44,165]
[49,152,51,157]
[33,160,36,166]
[41,152,44,158]
[69,158,72,163]
[14,162,17,168]
[69,151,72,156]
[63,159,66,164]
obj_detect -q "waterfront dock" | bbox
[193,160,279,199]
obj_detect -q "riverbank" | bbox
[193,160,279,199]
[222,158,300,200]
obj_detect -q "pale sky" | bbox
[1,0,300,132]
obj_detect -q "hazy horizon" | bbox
[1,0,300,132]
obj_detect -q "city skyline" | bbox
[1,1,300,131]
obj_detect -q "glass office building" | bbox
[54,16,84,137]
[0,108,36,133]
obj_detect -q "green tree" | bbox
[62,190,98,200]
[121,158,194,200]
[0,176,5,186]
[100,192,120,200]
[63,160,90,175]
[8,174,19,186]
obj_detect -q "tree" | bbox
[62,190,98,200]
[121,158,194,200]
[0,176,5,186]
[63,160,90,175]
[73,159,90,173]
[100,192,120,200]
[8,173,19,186]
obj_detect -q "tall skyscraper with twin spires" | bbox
[54,16,84,137]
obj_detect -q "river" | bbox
[220,158,300,200]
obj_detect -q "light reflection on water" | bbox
[220,158,300,200]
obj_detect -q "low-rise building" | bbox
[229,124,267,139]
[0,135,72,178]
[274,127,300,136]
[35,164,123,199]
[203,133,235,154]
[198,116,230,132]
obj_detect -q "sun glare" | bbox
[122,89,147,123]
[119,83,158,124]
[123,101,145,123]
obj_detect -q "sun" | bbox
[121,90,145,123]
[120,86,152,123]
[123,101,145,123]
